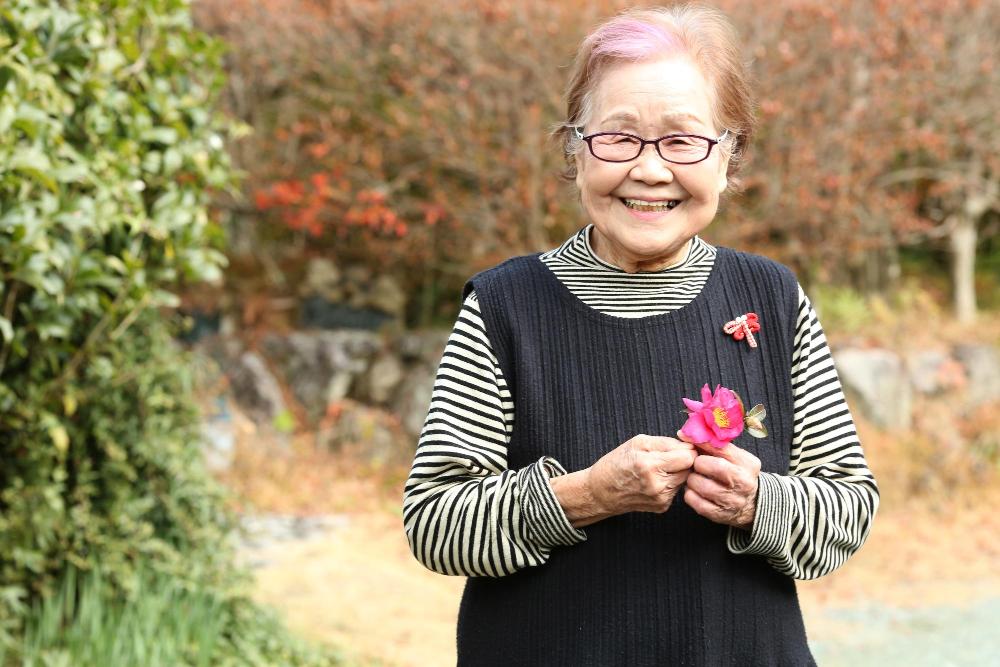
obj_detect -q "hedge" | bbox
[0,1,334,662]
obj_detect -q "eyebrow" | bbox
[598,111,703,126]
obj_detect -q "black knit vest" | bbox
[456,248,815,666]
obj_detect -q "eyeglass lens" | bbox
[590,134,711,164]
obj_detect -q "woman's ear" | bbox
[716,147,731,194]
[575,150,585,190]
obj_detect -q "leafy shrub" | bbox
[0,1,333,662]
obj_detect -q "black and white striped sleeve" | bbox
[727,284,880,579]
[402,291,587,577]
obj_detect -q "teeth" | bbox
[623,198,679,211]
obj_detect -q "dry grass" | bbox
[217,434,408,517]
[229,438,999,667]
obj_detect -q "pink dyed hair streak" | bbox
[590,17,686,61]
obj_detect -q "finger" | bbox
[634,434,694,452]
[696,440,755,466]
[675,430,724,455]
[650,435,696,451]
[677,430,741,461]
[653,448,696,473]
[683,488,721,520]
[692,454,739,480]
[686,471,731,498]
[657,469,691,494]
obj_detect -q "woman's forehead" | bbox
[598,109,705,127]
[591,58,716,129]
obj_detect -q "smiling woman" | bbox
[574,57,731,272]
[402,4,879,666]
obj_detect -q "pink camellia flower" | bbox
[680,383,745,448]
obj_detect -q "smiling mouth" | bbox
[621,198,681,212]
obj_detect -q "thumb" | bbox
[676,429,743,463]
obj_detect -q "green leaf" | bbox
[50,163,90,183]
[140,127,178,145]
[8,148,56,190]
[0,315,12,343]
[48,424,69,453]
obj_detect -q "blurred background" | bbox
[1,0,998,665]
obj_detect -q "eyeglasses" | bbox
[574,127,729,165]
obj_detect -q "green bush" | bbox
[0,1,334,662]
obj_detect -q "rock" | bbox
[396,330,450,364]
[299,257,343,301]
[176,307,221,344]
[195,334,243,371]
[298,296,393,331]
[315,401,409,465]
[236,512,350,567]
[907,350,967,395]
[953,344,1000,407]
[263,331,381,422]
[200,396,236,472]
[392,363,437,438]
[833,348,912,429]
[369,274,407,319]
[227,352,287,424]
[361,352,405,404]
[343,265,374,309]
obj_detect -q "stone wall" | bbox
[193,324,1000,471]
[195,327,447,469]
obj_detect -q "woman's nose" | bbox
[629,143,675,184]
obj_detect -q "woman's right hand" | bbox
[586,434,696,516]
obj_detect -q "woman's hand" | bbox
[585,434,696,516]
[549,434,695,528]
[677,430,761,530]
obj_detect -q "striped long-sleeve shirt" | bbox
[403,226,879,580]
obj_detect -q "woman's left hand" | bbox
[676,430,761,530]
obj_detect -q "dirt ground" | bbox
[245,481,1000,667]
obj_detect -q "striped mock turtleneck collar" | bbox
[540,225,716,273]
[537,225,718,318]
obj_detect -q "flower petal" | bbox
[682,397,704,412]
[701,384,713,403]
[681,413,714,444]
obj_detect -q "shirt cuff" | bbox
[520,456,588,549]
[726,471,791,558]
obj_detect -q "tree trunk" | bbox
[949,213,977,324]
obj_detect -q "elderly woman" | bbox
[403,5,878,665]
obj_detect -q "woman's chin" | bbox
[611,238,692,272]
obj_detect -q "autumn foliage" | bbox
[194,0,999,325]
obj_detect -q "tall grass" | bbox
[4,566,232,667]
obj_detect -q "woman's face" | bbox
[575,57,729,273]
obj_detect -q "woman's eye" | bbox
[609,135,638,144]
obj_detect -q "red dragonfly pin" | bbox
[723,312,760,348]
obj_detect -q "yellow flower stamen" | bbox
[713,407,730,428]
